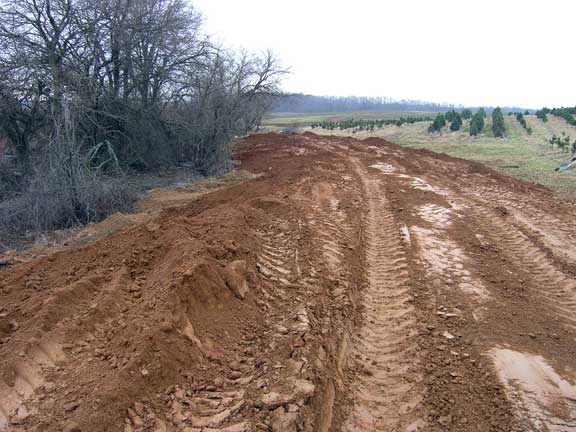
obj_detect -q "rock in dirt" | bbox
[442,331,455,340]
[224,260,250,300]
[261,379,315,409]
[293,379,315,399]
[10,405,30,425]
[62,421,81,432]
[261,391,290,409]
[63,401,80,412]
[153,419,168,432]
[270,407,298,432]
[0,318,12,335]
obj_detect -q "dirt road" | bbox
[2,133,576,431]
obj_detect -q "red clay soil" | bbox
[2,132,576,431]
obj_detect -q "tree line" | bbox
[274,95,453,113]
[273,95,530,116]
[0,0,286,236]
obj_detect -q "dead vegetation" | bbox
[0,0,286,248]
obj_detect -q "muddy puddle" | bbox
[412,225,489,299]
[489,348,576,431]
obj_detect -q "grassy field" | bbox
[262,111,437,128]
[265,112,576,197]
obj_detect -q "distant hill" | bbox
[272,94,533,114]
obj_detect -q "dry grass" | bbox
[0,171,137,250]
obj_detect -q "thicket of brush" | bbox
[0,0,286,242]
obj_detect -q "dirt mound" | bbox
[0,200,263,430]
[2,132,576,431]
[0,170,260,266]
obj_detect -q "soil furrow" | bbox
[342,160,423,431]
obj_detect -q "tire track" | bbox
[413,202,489,302]
[474,207,576,330]
[255,222,299,307]
[303,179,356,431]
[467,184,576,265]
[343,160,423,431]
[308,181,354,303]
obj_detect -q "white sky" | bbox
[192,0,575,108]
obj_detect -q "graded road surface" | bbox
[1,133,576,431]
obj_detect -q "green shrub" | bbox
[548,133,573,152]
[428,113,446,133]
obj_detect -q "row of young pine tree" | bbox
[512,112,533,135]
[535,107,576,126]
[311,116,433,132]
[431,106,576,137]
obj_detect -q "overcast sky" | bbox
[192,0,574,108]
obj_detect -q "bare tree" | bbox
[0,0,288,237]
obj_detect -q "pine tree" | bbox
[428,113,446,133]
[492,107,506,137]
[445,110,457,123]
[450,113,463,131]
[461,109,472,120]
[469,112,485,136]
